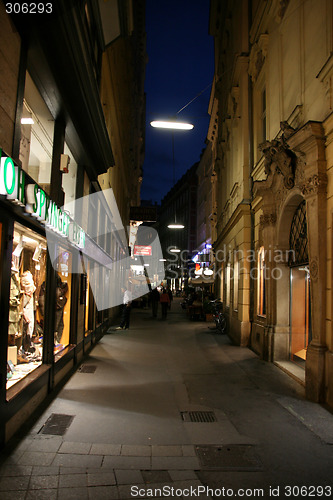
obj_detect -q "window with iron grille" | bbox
[289,201,308,267]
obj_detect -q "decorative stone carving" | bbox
[280,121,295,139]
[309,257,319,282]
[259,137,296,189]
[249,34,269,83]
[260,213,277,228]
[301,173,328,197]
[276,0,291,22]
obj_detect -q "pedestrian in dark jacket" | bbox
[160,288,170,319]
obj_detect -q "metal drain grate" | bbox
[39,413,75,436]
[195,445,262,470]
[78,364,97,373]
[181,411,217,423]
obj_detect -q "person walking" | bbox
[151,287,160,318]
[160,288,170,320]
[116,286,132,330]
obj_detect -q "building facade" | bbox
[209,0,333,407]
[195,143,214,271]
[158,163,198,289]
[0,0,146,446]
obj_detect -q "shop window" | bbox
[53,247,72,358]
[85,272,90,334]
[84,261,95,336]
[233,252,239,311]
[19,72,54,193]
[7,223,47,389]
[257,247,266,316]
[289,200,311,366]
[61,143,77,217]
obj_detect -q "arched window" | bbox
[289,200,308,267]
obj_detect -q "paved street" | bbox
[1,298,333,499]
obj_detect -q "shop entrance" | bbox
[289,200,311,366]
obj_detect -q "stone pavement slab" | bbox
[102,455,151,470]
[52,453,103,468]
[152,445,182,456]
[90,443,121,455]
[58,441,92,454]
[115,468,144,484]
[121,444,151,456]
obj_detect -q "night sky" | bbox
[141,0,214,204]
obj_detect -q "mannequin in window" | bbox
[55,275,68,344]
[9,262,21,346]
[21,270,36,353]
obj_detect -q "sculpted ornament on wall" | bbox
[259,136,296,189]
[260,213,277,229]
[309,257,319,282]
[301,173,328,197]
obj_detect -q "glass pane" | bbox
[54,247,72,357]
[7,222,47,389]
[62,143,77,217]
[290,267,311,367]
[19,72,54,193]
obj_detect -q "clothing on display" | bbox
[21,271,36,352]
[9,267,21,344]
[55,275,68,344]
[7,225,46,388]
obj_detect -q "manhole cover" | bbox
[195,445,262,470]
[78,364,97,373]
[39,413,75,436]
[181,411,217,422]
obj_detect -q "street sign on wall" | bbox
[134,245,152,256]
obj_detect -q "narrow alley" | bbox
[0,300,332,499]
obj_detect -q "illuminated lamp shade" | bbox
[150,120,194,130]
[21,118,34,125]
[203,268,214,276]
[168,223,184,229]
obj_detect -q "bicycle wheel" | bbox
[215,314,227,334]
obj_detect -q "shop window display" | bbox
[7,223,47,389]
[53,247,72,357]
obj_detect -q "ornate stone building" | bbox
[209,0,333,407]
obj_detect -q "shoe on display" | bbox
[17,353,29,364]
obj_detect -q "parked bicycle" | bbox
[210,300,228,334]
